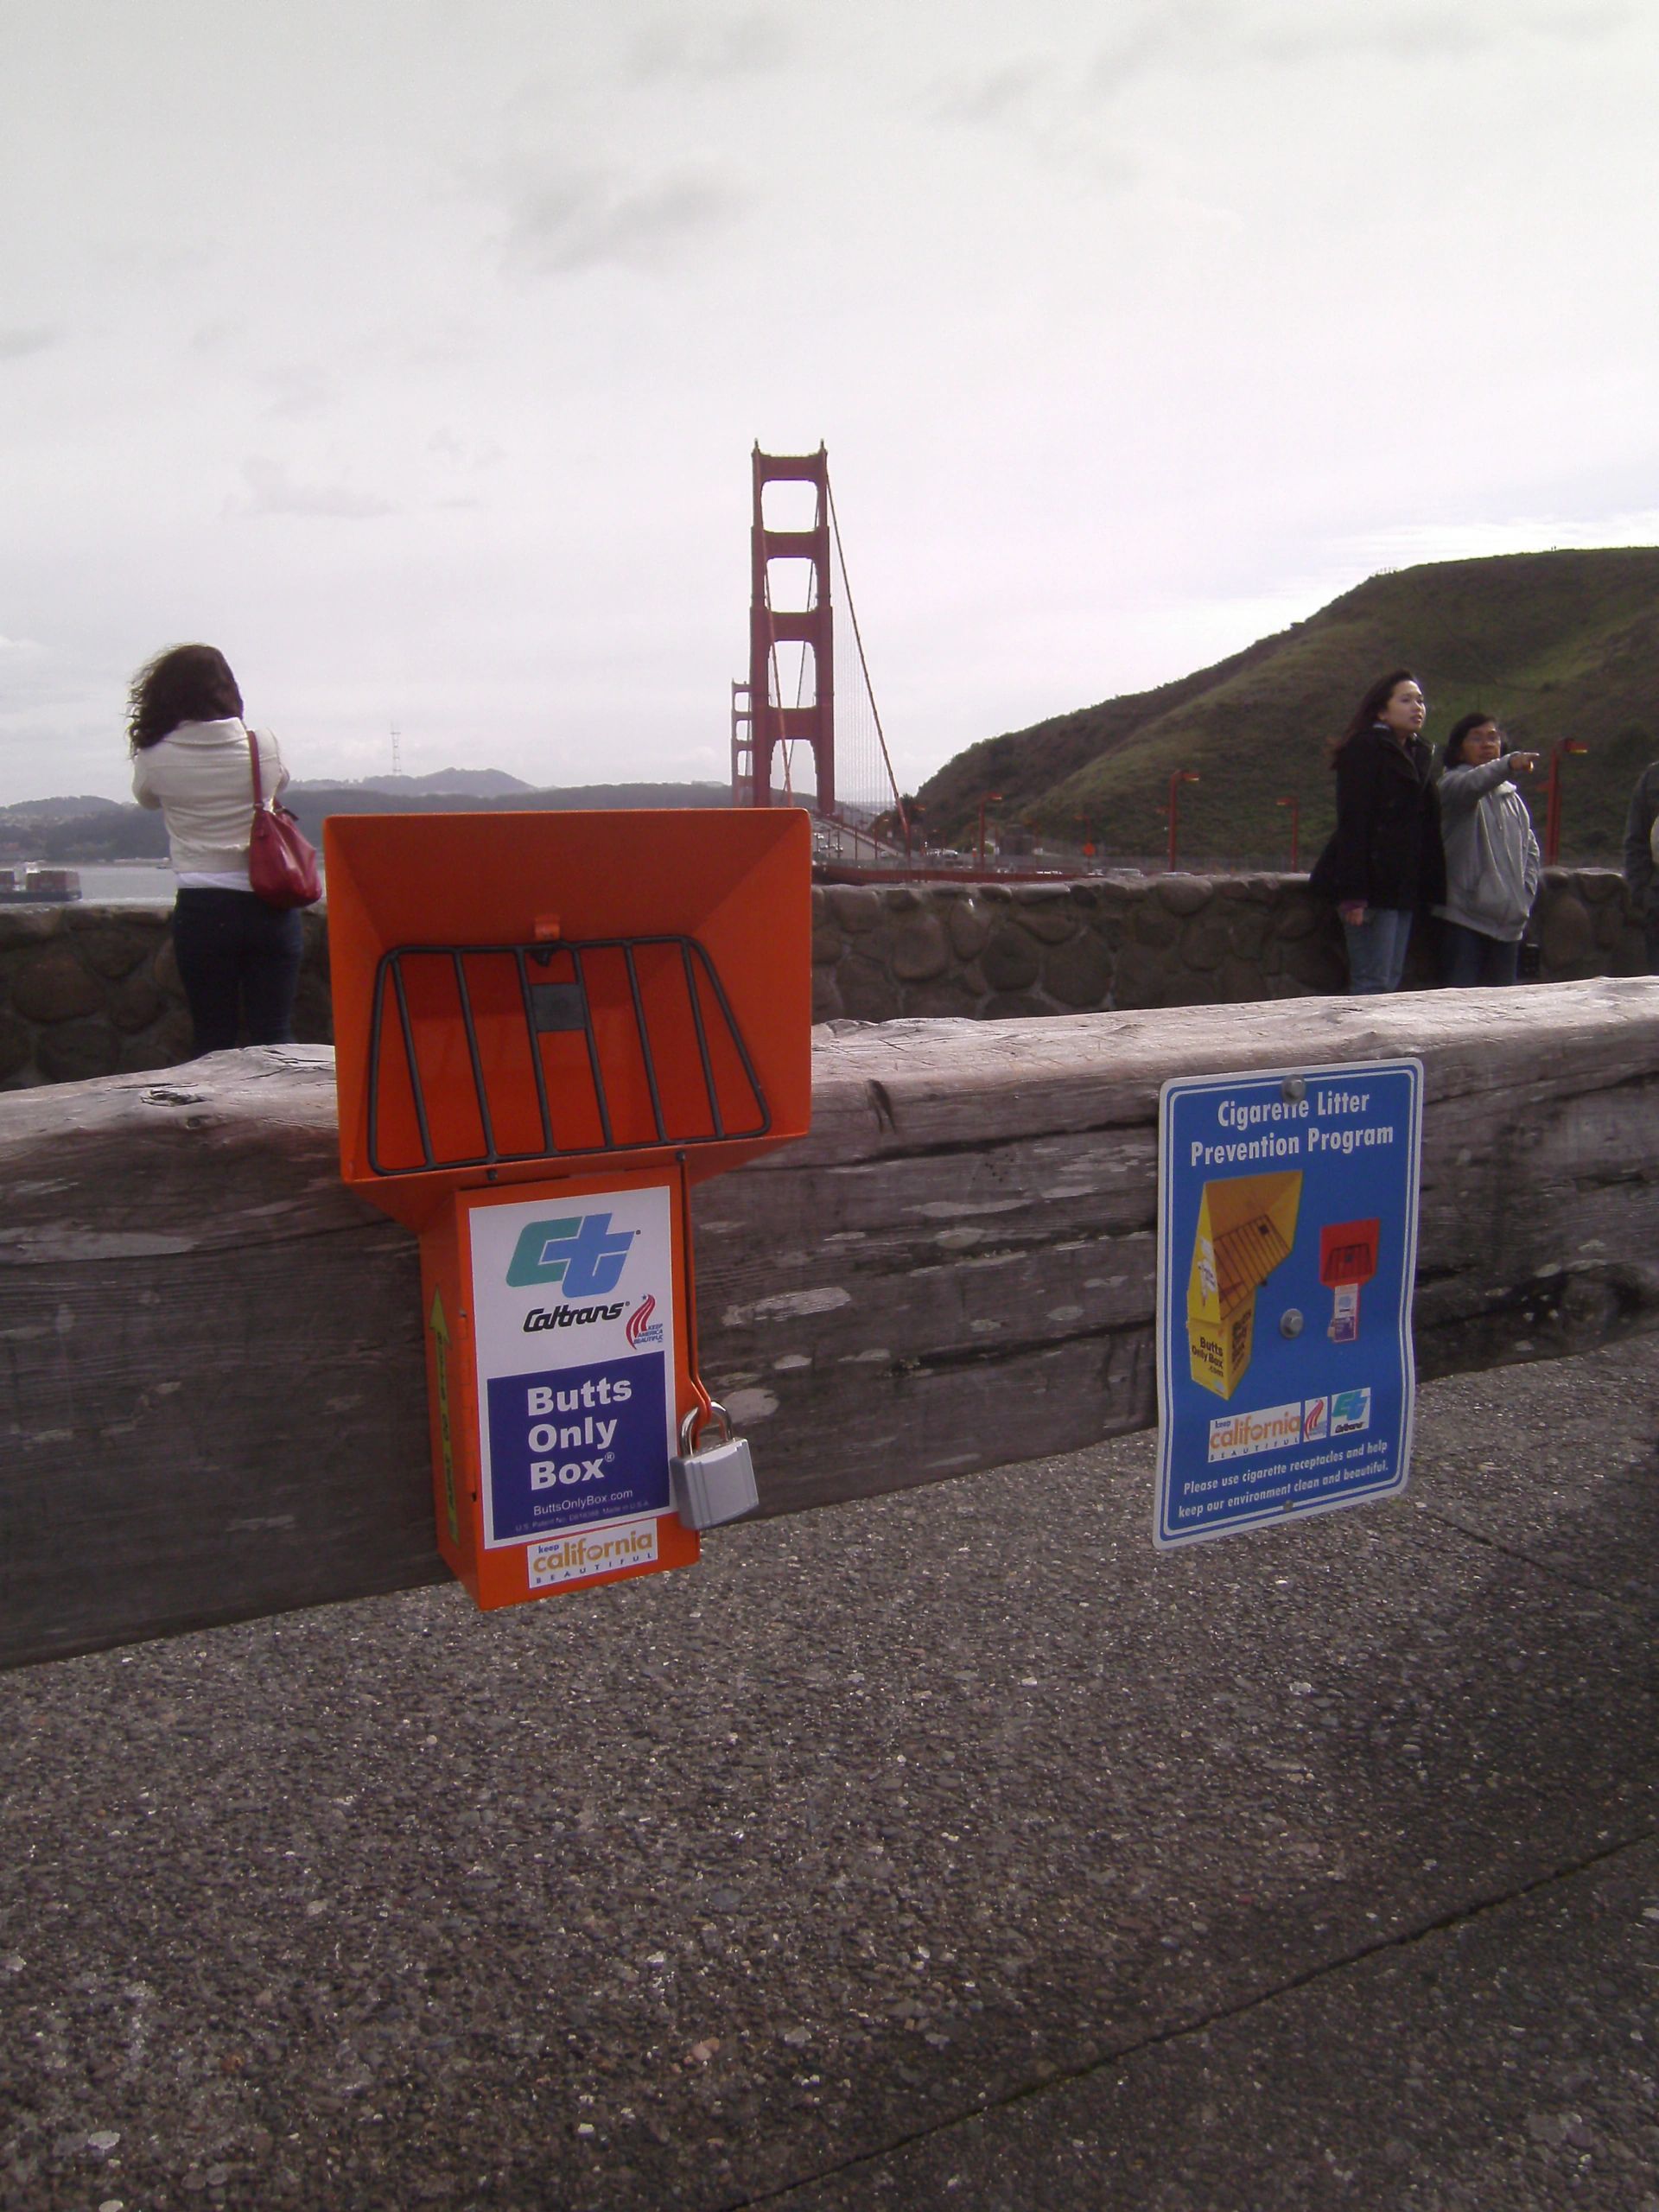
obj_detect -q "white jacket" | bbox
[132,717,289,881]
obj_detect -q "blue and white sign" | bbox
[467,1185,677,1549]
[484,1353,670,1542]
[1154,1059,1422,1548]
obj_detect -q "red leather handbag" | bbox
[246,731,322,909]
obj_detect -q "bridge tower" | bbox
[748,445,834,815]
[729,679,753,805]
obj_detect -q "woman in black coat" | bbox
[1308,667,1446,994]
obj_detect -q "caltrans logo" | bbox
[506,1213,635,1298]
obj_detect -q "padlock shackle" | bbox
[679,1401,731,1458]
[675,1150,717,1434]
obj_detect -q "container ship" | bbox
[0,866,82,903]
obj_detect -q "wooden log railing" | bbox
[4,981,1659,1669]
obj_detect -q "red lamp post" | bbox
[1543,739,1587,866]
[1275,794,1300,871]
[1166,771,1199,871]
[977,791,1003,868]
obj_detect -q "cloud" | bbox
[628,10,792,81]
[428,428,505,469]
[928,52,1142,193]
[231,458,394,519]
[1090,0,1634,89]
[931,58,1052,127]
[190,319,244,353]
[261,366,334,421]
[1527,0,1635,29]
[1090,2,1225,92]
[504,165,749,274]
[0,327,58,361]
[1241,0,1632,65]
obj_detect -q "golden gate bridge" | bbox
[729,445,916,869]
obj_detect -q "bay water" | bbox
[32,864,321,906]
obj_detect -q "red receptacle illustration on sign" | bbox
[1319,1218,1380,1344]
[326,810,812,1611]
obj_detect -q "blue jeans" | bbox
[1342,908,1414,995]
[172,889,304,1056]
[1440,922,1520,988]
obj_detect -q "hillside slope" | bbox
[917,550,1659,861]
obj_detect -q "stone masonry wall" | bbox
[808,868,1644,1023]
[0,905,332,1090]
[0,870,1643,1089]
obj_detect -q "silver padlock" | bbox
[670,1402,759,1530]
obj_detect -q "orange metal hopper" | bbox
[326,809,812,1230]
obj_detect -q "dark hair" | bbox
[127,644,244,753]
[1442,711,1501,772]
[1325,666,1418,767]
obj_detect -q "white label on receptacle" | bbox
[526,1516,660,1589]
[467,1186,677,1549]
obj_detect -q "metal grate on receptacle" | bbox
[365,934,771,1178]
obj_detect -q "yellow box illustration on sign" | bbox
[1187,1170,1303,1399]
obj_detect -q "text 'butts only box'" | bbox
[326,809,812,1610]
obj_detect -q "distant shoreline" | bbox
[10,861,179,906]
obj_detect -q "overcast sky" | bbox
[3,0,1656,806]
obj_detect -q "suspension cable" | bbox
[826,474,906,835]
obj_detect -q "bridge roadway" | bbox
[1,1340,1654,2211]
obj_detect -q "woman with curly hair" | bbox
[129,643,303,1055]
[1308,668,1446,995]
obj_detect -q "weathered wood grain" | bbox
[696,985,1659,1508]
[0,1055,436,1667]
[4,982,1659,1667]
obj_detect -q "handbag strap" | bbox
[246,728,266,810]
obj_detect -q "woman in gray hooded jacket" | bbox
[1433,713,1541,986]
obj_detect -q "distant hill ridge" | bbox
[917,548,1659,861]
[287,768,534,798]
[280,781,732,833]
[0,794,126,822]
[0,780,733,864]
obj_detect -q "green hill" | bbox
[916,549,1659,864]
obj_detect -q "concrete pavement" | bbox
[1,1338,1654,2211]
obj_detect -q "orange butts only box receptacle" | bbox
[325,809,812,1608]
